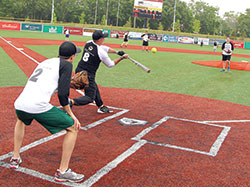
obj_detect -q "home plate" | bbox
[118,117,148,126]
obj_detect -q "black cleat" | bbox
[97,105,113,114]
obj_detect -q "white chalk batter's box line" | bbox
[0,105,129,187]
[132,116,231,157]
[0,115,233,187]
[0,36,243,186]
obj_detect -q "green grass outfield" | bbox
[1,30,250,106]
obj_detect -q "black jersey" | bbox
[76,41,114,75]
[76,41,102,75]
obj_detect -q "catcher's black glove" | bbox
[118,51,125,56]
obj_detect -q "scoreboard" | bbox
[133,0,163,19]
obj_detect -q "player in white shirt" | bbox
[11,41,85,183]
[141,31,150,52]
[70,30,128,113]
[64,28,70,41]
[221,37,234,72]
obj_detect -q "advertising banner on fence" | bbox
[197,38,209,45]
[149,33,163,41]
[103,29,110,38]
[110,30,127,38]
[128,32,143,40]
[83,28,100,36]
[21,23,42,32]
[244,42,250,49]
[178,36,194,44]
[209,39,225,46]
[0,21,20,31]
[162,35,178,43]
[63,26,83,35]
[232,41,244,48]
[43,25,63,34]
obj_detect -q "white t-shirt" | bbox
[15,58,68,113]
[97,44,115,67]
[142,34,149,42]
[222,42,234,56]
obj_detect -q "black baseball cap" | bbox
[59,41,81,58]
[92,30,109,41]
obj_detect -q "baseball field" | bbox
[0,30,250,186]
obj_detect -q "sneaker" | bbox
[97,105,113,114]
[10,157,22,169]
[54,168,84,183]
[220,69,225,72]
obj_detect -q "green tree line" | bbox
[0,0,249,38]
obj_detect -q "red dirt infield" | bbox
[0,37,250,186]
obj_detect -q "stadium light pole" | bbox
[51,0,54,23]
[94,0,98,24]
[116,0,120,26]
[106,0,109,25]
[172,0,177,32]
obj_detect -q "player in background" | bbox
[11,41,84,183]
[120,32,129,48]
[141,31,150,52]
[221,36,234,72]
[70,30,128,113]
[213,40,218,52]
[64,28,70,41]
[200,40,203,47]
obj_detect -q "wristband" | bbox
[120,56,124,60]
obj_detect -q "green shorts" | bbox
[15,106,74,134]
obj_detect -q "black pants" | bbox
[73,72,103,107]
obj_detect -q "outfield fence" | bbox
[1,20,250,49]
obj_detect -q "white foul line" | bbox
[0,37,133,186]
[0,36,40,64]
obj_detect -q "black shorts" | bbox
[143,41,148,46]
[124,39,128,42]
[222,55,231,61]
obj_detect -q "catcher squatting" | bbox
[11,41,85,182]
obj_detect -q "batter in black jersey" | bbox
[70,30,128,113]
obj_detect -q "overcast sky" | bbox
[181,0,249,17]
